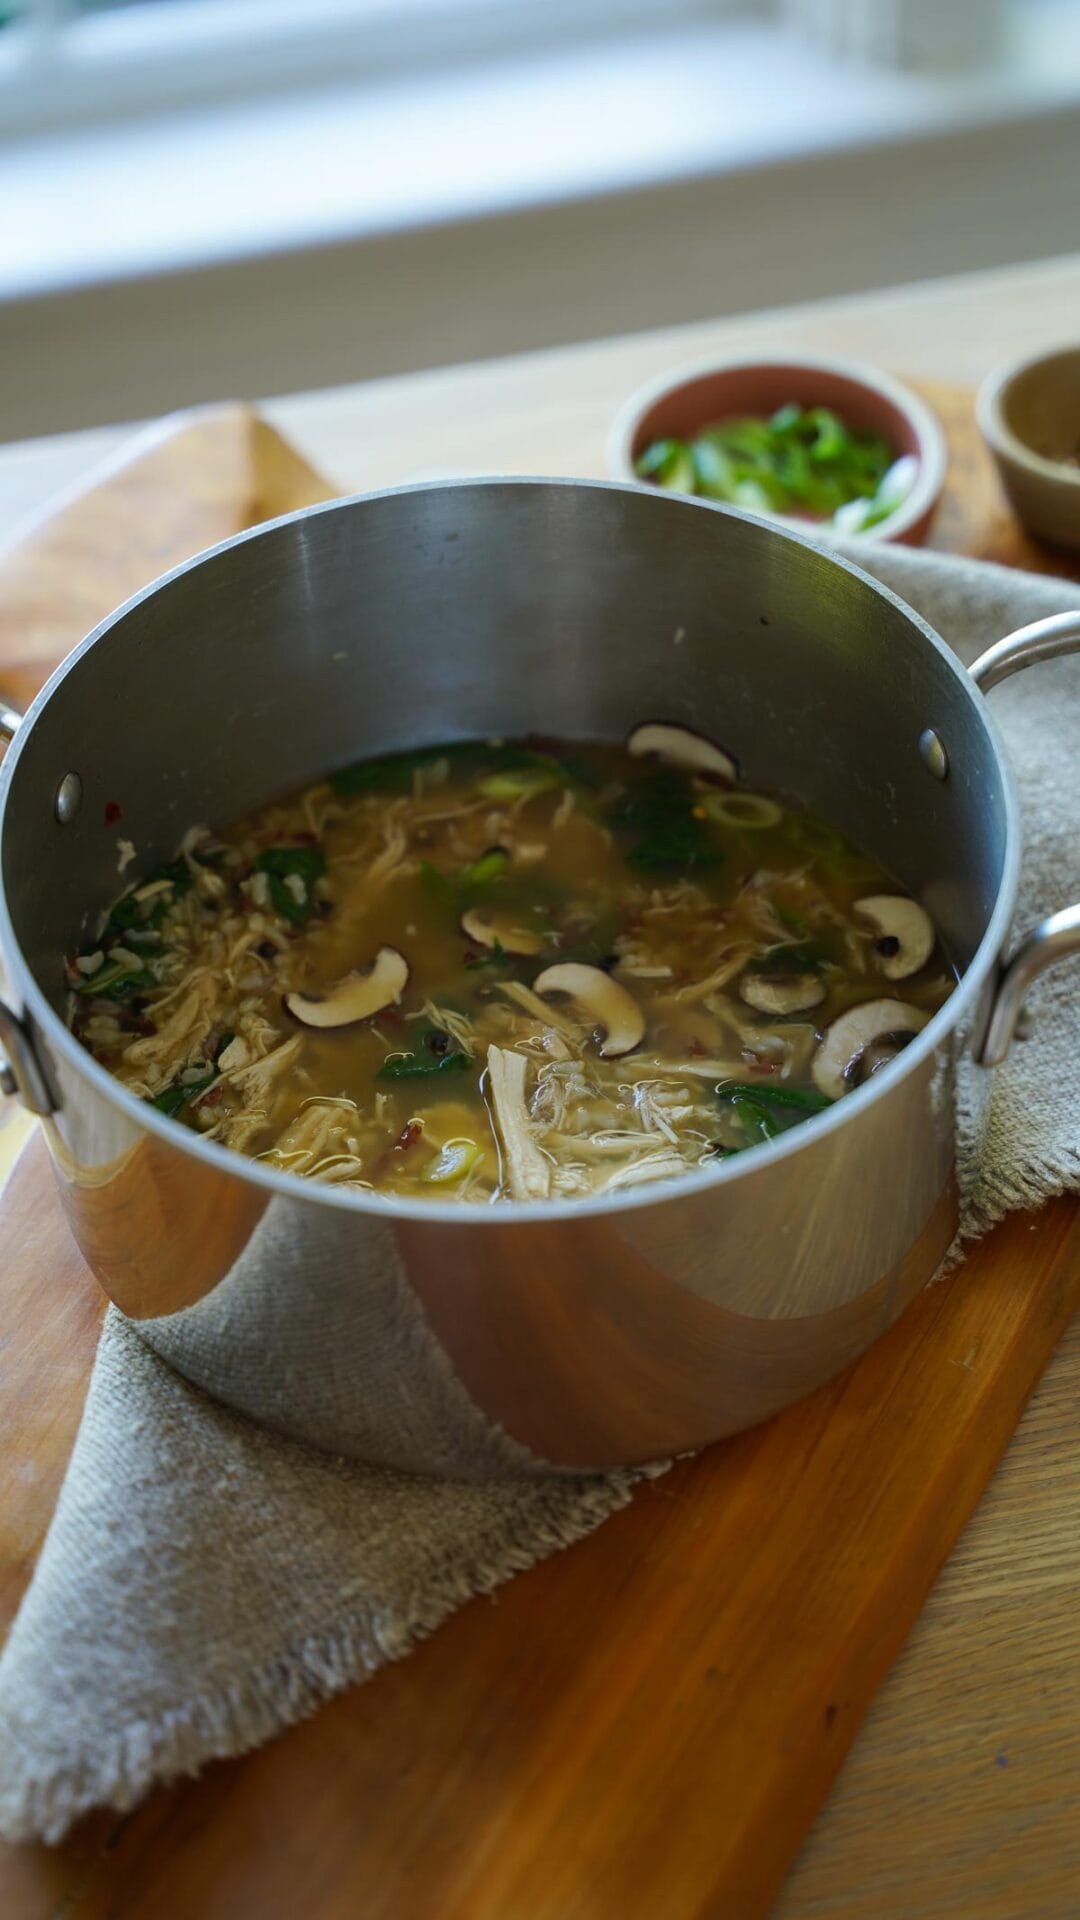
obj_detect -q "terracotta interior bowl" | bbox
[608,354,948,546]
[976,345,1080,554]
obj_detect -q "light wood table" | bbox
[2,253,1080,1917]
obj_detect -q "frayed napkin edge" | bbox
[0,1461,650,1846]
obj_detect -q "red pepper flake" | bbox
[688,1036,707,1059]
[104,800,123,826]
[395,1120,423,1152]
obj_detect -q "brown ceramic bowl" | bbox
[977,346,1080,554]
[608,353,948,546]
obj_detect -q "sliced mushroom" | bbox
[812,998,929,1100]
[460,906,546,957]
[485,1045,550,1199]
[284,946,408,1029]
[626,721,738,785]
[533,962,645,1058]
[855,895,935,980]
[740,971,826,1015]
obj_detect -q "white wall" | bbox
[5,95,1078,441]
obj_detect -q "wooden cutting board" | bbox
[0,393,1078,1920]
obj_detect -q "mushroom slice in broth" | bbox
[460,906,548,957]
[855,895,935,980]
[812,999,930,1100]
[626,721,738,784]
[533,963,646,1060]
[285,947,409,1028]
[739,972,825,1016]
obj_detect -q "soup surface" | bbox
[69,730,953,1202]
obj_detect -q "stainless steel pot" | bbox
[2,480,1078,1472]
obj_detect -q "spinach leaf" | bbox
[149,1028,237,1117]
[716,1077,833,1150]
[254,844,326,926]
[74,956,158,999]
[729,1092,781,1144]
[107,855,193,935]
[769,899,810,938]
[609,767,721,873]
[150,1069,216,1118]
[464,938,510,971]
[743,940,829,976]
[716,1080,832,1114]
[377,1025,470,1080]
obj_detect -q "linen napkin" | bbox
[1,544,1078,1845]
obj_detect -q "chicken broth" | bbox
[69,730,954,1202]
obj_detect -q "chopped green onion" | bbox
[701,791,783,830]
[460,847,510,890]
[633,403,901,529]
[477,767,560,802]
[421,1138,482,1184]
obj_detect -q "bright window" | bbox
[0,0,750,134]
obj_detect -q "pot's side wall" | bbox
[35,1020,958,1471]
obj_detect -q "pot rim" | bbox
[0,476,1021,1227]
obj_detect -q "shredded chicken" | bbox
[670,947,753,1004]
[486,1046,551,1200]
[122,974,219,1073]
[497,979,581,1041]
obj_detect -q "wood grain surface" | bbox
[0,365,1078,1919]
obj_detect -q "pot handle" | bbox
[969,612,1080,1068]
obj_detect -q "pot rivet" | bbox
[918,728,949,781]
[54,772,82,824]
[0,1060,16,1099]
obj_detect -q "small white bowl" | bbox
[608,352,949,546]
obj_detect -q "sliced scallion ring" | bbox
[701,791,783,829]
[421,1138,483,1184]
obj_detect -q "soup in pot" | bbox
[69,727,954,1202]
